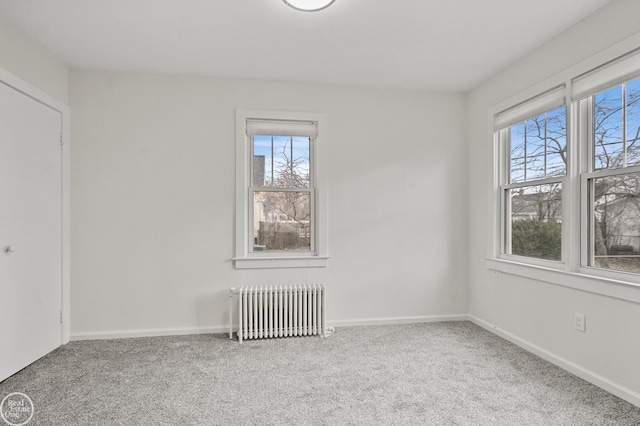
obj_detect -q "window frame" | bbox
[495,87,570,268]
[577,81,640,282]
[234,109,329,269]
[249,134,315,256]
[489,40,640,295]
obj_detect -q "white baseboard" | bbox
[71,316,468,341]
[329,314,469,328]
[469,315,640,408]
[70,325,229,341]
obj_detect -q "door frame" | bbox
[0,66,70,345]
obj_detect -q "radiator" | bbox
[229,284,326,343]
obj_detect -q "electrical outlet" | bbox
[574,312,586,333]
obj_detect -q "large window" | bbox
[494,48,640,283]
[235,110,328,269]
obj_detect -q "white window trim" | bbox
[234,109,329,269]
[495,87,570,268]
[488,33,640,301]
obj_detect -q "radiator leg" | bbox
[229,288,234,340]
[239,286,244,343]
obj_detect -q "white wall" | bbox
[69,70,468,337]
[0,17,68,103]
[467,0,640,403]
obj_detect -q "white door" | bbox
[0,81,63,382]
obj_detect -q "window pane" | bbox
[253,135,310,188]
[253,191,311,252]
[590,172,640,273]
[508,184,562,261]
[508,107,566,183]
[594,85,624,170]
[627,77,640,167]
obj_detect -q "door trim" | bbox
[0,66,70,345]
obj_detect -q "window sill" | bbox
[485,257,640,305]
[233,256,330,269]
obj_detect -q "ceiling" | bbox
[0,0,613,92]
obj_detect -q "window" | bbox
[493,47,640,285]
[496,87,567,262]
[580,76,640,274]
[252,134,312,253]
[235,109,328,269]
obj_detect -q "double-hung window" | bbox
[235,109,328,269]
[494,47,640,285]
[574,53,640,275]
[496,87,567,262]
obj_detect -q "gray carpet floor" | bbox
[1,321,639,425]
